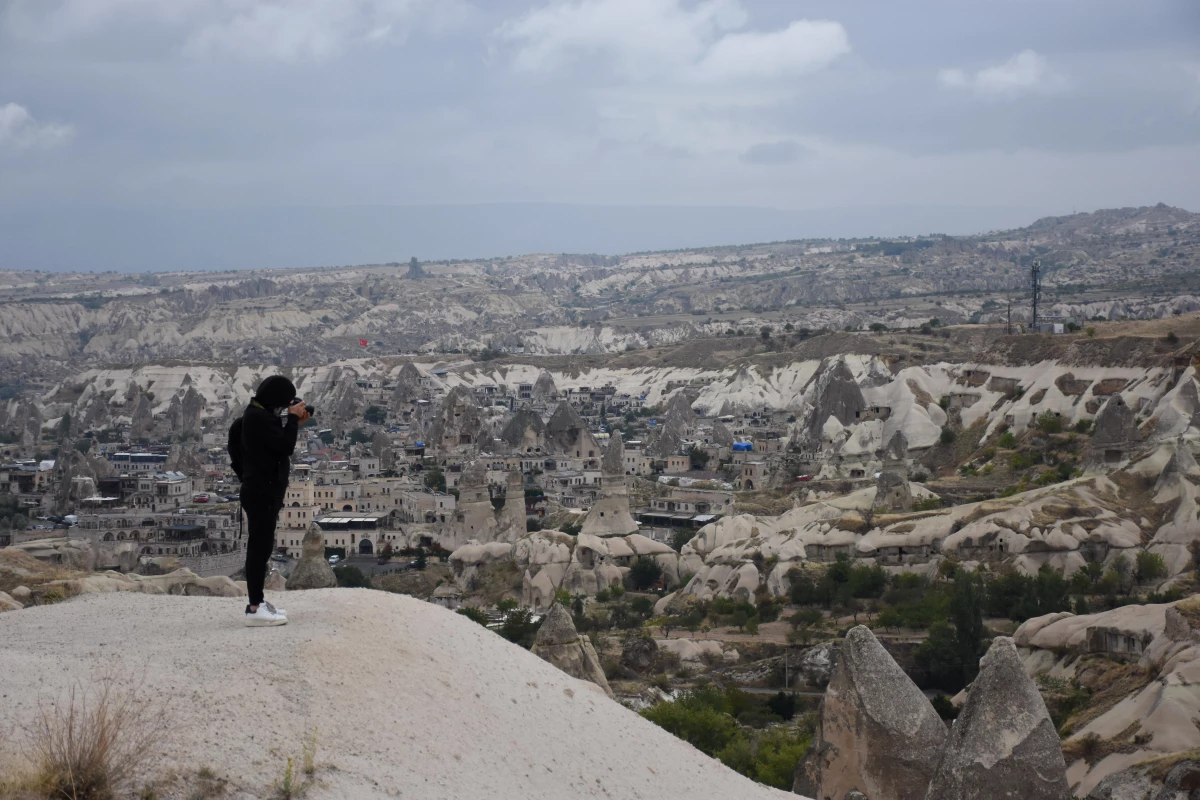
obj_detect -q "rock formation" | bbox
[1090,395,1138,464]
[794,641,838,688]
[804,358,867,441]
[531,370,558,405]
[496,468,528,541]
[530,603,613,698]
[287,524,338,590]
[427,386,486,455]
[449,460,499,547]
[875,470,912,512]
[711,419,735,448]
[620,635,659,674]
[390,362,426,408]
[646,390,696,458]
[546,401,600,459]
[580,431,639,537]
[924,636,1068,800]
[500,408,547,452]
[795,625,946,800]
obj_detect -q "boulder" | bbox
[796,625,946,800]
[620,635,659,674]
[288,524,338,590]
[264,568,287,591]
[0,591,22,612]
[1159,760,1200,799]
[10,585,31,604]
[794,641,839,688]
[924,636,1068,800]
[1085,768,1154,800]
[530,603,613,698]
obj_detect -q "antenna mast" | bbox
[1030,258,1042,332]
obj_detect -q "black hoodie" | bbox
[228,376,300,505]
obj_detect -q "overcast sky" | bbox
[1,0,1198,271]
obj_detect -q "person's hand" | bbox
[287,401,312,424]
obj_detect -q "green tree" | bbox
[348,428,371,445]
[423,467,446,493]
[496,598,518,614]
[498,608,541,649]
[641,692,740,757]
[319,429,335,445]
[951,570,986,685]
[629,556,664,590]
[363,405,386,425]
[732,607,750,632]
[413,547,428,570]
[1136,550,1168,584]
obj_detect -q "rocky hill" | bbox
[0,590,796,800]
[0,205,1196,387]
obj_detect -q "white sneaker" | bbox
[262,600,287,617]
[245,604,288,627]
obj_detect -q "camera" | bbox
[291,398,316,416]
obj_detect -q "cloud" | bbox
[5,0,469,62]
[492,1,848,155]
[740,140,810,165]
[0,103,74,150]
[939,50,1068,98]
[495,0,847,85]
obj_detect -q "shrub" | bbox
[457,607,489,626]
[333,565,370,588]
[30,678,166,800]
[939,428,956,445]
[1036,412,1063,435]
[997,431,1017,448]
[931,693,959,720]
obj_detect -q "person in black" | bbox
[228,375,311,626]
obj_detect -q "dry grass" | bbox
[1060,657,1157,737]
[0,551,83,596]
[1137,747,1200,781]
[24,676,168,800]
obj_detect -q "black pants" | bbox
[242,499,281,607]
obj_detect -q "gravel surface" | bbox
[0,589,801,799]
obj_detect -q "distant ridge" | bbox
[0,202,1047,273]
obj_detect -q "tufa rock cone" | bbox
[287,523,338,590]
[796,625,947,800]
[923,636,1068,800]
[531,603,613,698]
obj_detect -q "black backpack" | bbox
[228,415,244,480]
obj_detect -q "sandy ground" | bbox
[0,590,800,800]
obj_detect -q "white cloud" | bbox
[696,20,849,83]
[5,0,469,62]
[0,103,74,150]
[495,0,847,85]
[939,50,1068,98]
[493,0,848,156]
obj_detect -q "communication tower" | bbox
[1030,258,1042,332]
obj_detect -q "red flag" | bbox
[359,339,369,347]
